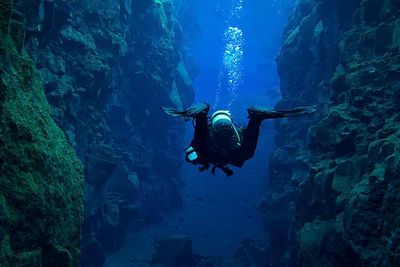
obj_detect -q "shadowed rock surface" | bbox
[2,0,194,266]
[261,0,400,266]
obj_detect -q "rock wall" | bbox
[0,1,84,266]
[261,0,400,266]
[5,0,194,266]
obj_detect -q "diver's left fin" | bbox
[160,106,192,120]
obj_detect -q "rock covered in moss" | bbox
[263,0,400,266]
[0,2,83,265]
[9,0,195,263]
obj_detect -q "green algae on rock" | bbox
[10,0,194,264]
[262,0,400,266]
[0,3,84,266]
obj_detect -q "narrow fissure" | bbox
[1,0,399,267]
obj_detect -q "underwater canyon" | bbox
[0,0,399,267]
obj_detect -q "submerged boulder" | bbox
[85,144,120,187]
[151,236,194,267]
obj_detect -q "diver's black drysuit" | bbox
[188,111,261,175]
[161,103,315,176]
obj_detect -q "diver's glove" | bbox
[161,102,210,119]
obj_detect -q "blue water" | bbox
[180,123,273,257]
[105,1,295,264]
[191,0,292,113]
[179,0,294,257]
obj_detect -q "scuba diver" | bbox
[161,103,315,176]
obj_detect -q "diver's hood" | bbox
[211,110,233,130]
[210,110,241,149]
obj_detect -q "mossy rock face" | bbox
[264,0,400,266]
[6,0,194,264]
[0,6,83,266]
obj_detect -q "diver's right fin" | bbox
[247,105,316,120]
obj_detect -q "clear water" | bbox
[105,0,295,264]
[179,0,294,258]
